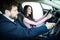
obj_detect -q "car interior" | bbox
[0,0,60,40]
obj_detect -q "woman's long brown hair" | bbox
[23,5,34,21]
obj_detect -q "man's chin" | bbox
[11,17,17,19]
[10,15,18,19]
[14,16,17,19]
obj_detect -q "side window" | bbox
[41,3,53,14]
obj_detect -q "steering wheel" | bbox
[37,9,60,38]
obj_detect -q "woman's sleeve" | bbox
[23,17,48,25]
[23,17,37,25]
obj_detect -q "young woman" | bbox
[22,5,52,28]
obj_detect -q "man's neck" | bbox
[3,14,14,22]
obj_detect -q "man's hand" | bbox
[46,22,55,29]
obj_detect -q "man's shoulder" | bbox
[0,14,12,23]
[0,14,4,22]
[0,14,3,18]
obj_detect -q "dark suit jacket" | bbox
[0,14,48,40]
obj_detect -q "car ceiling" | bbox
[0,0,60,9]
[15,0,60,9]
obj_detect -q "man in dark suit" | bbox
[0,1,55,40]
